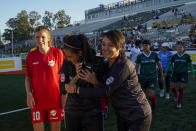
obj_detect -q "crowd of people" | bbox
[25,25,195,131]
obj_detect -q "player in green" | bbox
[165,41,195,108]
[135,40,164,112]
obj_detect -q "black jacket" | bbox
[60,56,107,112]
[79,56,151,121]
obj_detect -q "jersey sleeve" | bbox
[79,60,131,97]
[187,54,192,63]
[25,53,32,78]
[59,60,70,94]
[58,49,64,74]
[170,54,175,63]
[155,52,160,62]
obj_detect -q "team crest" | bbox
[48,60,55,66]
[106,76,114,85]
[60,73,65,82]
[50,110,57,116]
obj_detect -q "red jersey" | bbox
[26,47,64,109]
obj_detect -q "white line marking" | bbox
[0,107,30,116]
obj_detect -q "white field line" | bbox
[0,107,30,116]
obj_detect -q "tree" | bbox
[29,11,41,29]
[42,11,53,30]
[3,10,33,42]
[53,10,71,28]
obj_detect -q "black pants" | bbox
[64,109,103,131]
[158,71,171,93]
[117,113,152,131]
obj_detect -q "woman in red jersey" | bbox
[25,26,64,131]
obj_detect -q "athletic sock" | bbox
[178,88,184,104]
[172,88,178,96]
[149,95,156,108]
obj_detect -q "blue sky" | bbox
[0,0,120,33]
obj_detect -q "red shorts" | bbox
[31,107,64,123]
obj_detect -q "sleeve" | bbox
[25,53,32,78]
[170,54,175,63]
[59,61,70,95]
[165,54,175,73]
[187,54,192,63]
[58,49,64,74]
[155,52,160,62]
[189,62,195,75]
[79,87,107,97]
[79,61,131,97]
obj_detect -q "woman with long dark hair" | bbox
[60,34,105,131]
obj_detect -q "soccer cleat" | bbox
[103,112,108,120]
[160,89,164,97]
[165,93,170,99]
[177,104,182,108]
[174,96,178,101]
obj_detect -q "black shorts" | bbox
[171,72,188,83]
[64,109,103,131]
[139,78,157,90]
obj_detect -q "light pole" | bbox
[11,30,13,56]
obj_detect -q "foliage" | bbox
[42,11,53,30]
[53,10,71,29]
[2,9,71,43]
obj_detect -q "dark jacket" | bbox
[60,56,107,112]
[79,56,151,121]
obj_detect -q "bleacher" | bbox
[97,7,172,31]
[146,2,196,27]
[51,17,122,36]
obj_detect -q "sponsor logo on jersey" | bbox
[32,62,39,65]
[60,73,65,82]
[50,110,57,117]
[106,76,114,85]
[48,60,55,66]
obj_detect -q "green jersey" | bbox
[136,52,160,80]
[171,53,192,73]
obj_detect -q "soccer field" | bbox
[0,74,196,131]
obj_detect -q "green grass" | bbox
[0,74,196,131]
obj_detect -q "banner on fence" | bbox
[0,57,22,72]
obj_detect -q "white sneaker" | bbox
[174,92,179,102]
[174,96,178,102]
[160,89,164,97]
[177,104,182,108]
[165,93,170,99]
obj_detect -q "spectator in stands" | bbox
[60,34,104,131]
[158,42,173,99]
[165,41,195,108]
[135,40,164,112]
[152,41,159,51]
[65,30,152,131]
[129,40,142,66]
[25,26,64,131]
